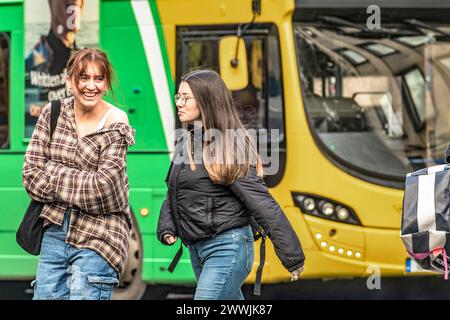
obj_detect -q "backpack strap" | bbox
[167,243,184,273]
[250,217,267,296]
[253,236,266,296]
[50,100,61,139]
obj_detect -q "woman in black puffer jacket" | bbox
[157,70,304,300]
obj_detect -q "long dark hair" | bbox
[181,69,262,185]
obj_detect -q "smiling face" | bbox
[70,62,107,110]
[176,81,201,123]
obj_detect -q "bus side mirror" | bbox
[219,36,248,90]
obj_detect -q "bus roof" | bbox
[296,0,450,8]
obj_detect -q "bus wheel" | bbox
[112,214,146,300]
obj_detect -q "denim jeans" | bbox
[188,225,254,300]
[32,208,119,300]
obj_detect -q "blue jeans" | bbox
[188,225,254,300]
[32,208,119,300]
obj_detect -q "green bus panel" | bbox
[101,1,172,151]
[0,252,37,279]
[0,2,22,31]
[142,234,195,284]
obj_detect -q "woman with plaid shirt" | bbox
[22,48,135,300]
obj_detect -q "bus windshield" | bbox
[294,19,450,186]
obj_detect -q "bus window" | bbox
[185,41,218,70]
[295,22,450,186]
[178,30,267,130]
[403,68,426,129]
[177,26,286,185]
[267,27,284,143]
[0,32,9,149]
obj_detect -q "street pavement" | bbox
[1,276,449,299]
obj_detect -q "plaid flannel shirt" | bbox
[22,97,135,275]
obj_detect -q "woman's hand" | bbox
[163,234,178,245]
[290,265,304,281]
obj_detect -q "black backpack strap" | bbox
[252,219,267,296]
[253,236,266,296]
[50,100,61,139]
[167,243,184,273]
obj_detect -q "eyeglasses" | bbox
[174,93,195,106]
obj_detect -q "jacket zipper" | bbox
[210,197,218,237]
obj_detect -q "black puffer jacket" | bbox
[157,132,305,272]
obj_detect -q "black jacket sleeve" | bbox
[230,168,305,272]
[157,157,178,245]
[157,193,177,245]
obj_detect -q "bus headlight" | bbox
[292,192,361,225]
[303,197,316,212]
[336,206,350,221]
[320,201,334,216]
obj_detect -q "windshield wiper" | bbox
[319,15,419,38]
[320,16,360,29]
[402,19,450,41]
[403,19,448,35]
